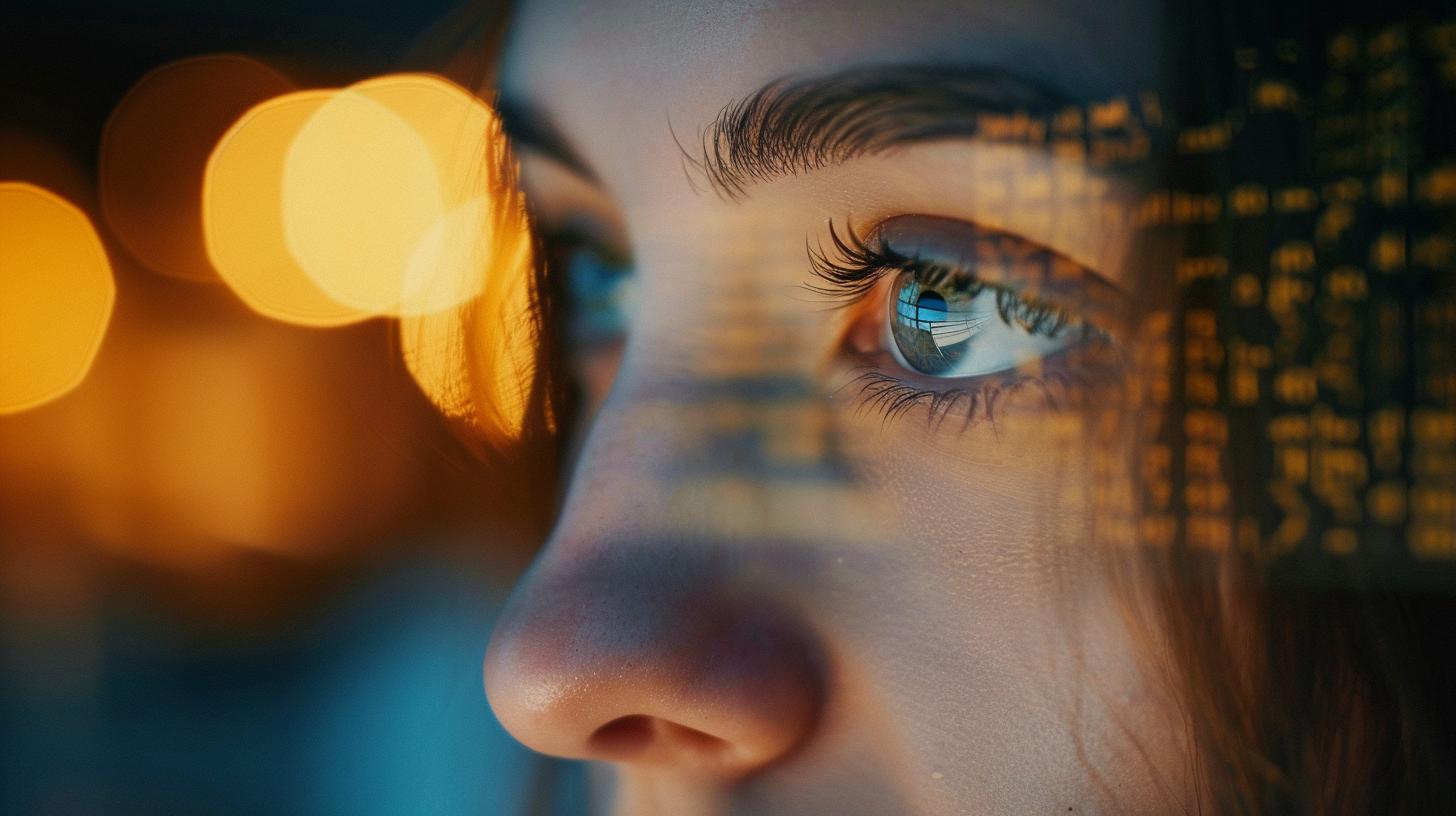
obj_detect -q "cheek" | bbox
[835,392,1106,559]
[827,399,1176,798]
[821,404,1155,804]
[836,412,1109,668]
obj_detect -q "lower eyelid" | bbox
[843,366,1039,430]
[839,328,1127,431]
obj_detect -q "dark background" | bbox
[0,2,584,813]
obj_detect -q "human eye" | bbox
[535,222,636,420]
[538,225,636,349]
[886,266,1079,378]
[812,215,1126,428]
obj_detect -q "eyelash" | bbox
[808,219,1112,429]
[537,217,1114,432]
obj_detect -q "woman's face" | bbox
[486,1,1191,813]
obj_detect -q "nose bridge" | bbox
[558,237,856,534]
[553,352,855,555]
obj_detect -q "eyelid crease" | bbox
[816,216,1128,433]
[538,224,633,270]
[806,217,1110,342]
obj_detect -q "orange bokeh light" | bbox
[206,73,523,327]
[203,90,370,327]
[200,70,538,441]
[0,182,115,414]
[100,54,294,281]
[279,73,501,317]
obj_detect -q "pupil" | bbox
[891,277,968,376]
[914,290,948,328]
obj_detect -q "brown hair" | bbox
[1125,3,1456,810]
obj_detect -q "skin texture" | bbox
[484,1,1193,813]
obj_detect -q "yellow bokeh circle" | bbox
[281,74,500,317]
[0,183,115,413]
[203,90,370,327]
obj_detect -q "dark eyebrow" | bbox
[494,95,600,183]
[688,64,1075,199]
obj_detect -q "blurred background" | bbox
[0,1,582,812]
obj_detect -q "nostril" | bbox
[661,722,732,757]
[590,715,735,767]
[590,715,654,758]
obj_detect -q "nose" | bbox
[484,544,823,779]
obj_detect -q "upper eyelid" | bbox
[537,231,635,277]
[805,219,894,301]
[524,178,632,256]
[807,216,1123,314]
[873,214,1127,300]
[515,149,632,249]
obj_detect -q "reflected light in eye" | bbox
[204,90,372,327]
[100,54,295,281]
[0,183,115,413]
[279,73,501,317]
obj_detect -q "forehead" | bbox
[499,0,1165,194]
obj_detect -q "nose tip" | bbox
[484,553,822,779]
